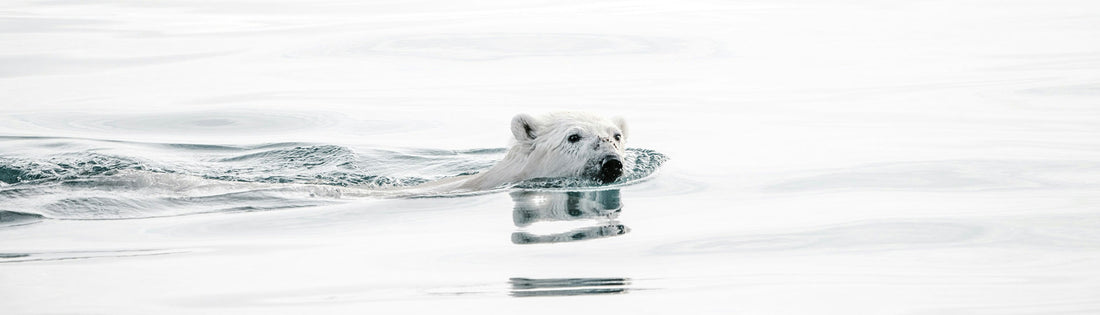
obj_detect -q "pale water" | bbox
[2,0,1100,313]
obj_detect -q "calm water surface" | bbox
[2,0,1100,313]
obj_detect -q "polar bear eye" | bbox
[567,134,581,143]
[614,134,622,141]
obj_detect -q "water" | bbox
[0,136,666,219]
[3,0,1100,313]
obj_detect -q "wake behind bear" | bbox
[407,112,629,193]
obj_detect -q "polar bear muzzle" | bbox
[597,155,623,183]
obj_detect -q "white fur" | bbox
[409,112,628,193]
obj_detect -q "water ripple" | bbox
[0,248,187,264]
[764,159,1100,193]
[0,210,45,227]
[11,111,334,135]
[652,214,1100,256]
[0,137,667,220]
[304,33,682,61]
[0,52,230,77]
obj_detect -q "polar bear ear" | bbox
[511,114,538,141]
[612,116,629,140]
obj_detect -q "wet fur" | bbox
[412,112,628,192]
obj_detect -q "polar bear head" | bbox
[509,112,629,183]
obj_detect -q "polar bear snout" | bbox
[597,156,624,183]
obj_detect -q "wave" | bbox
[0,136,667,220]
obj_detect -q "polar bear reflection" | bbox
[510,189,629,244]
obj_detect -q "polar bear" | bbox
[412,112,629,193]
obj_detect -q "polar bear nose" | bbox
[597,156,623,183]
